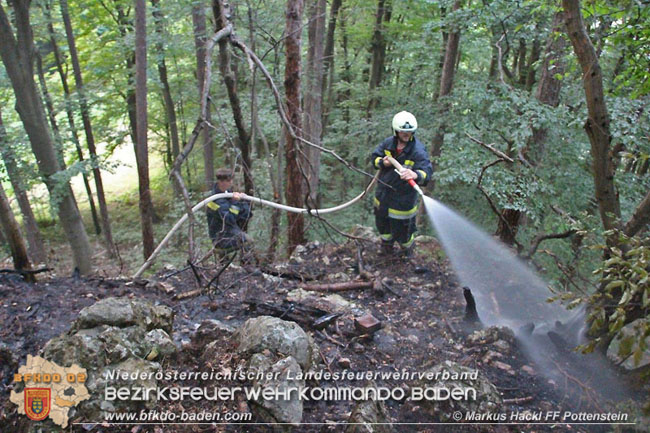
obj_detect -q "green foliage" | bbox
[576,231,650,365]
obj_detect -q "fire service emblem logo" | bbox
[24,388,51,421]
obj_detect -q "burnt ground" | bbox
[0,238,645,433]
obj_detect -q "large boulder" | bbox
[74,297,173,333]
[36,297,176,431]
[415,360,502,422]
[247,354,305,430]
[235,316,318,371]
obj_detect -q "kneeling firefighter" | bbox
[206,168,253,259]
[371,111,433,257]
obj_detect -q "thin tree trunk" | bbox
[0,108,46,264]
[563,0,620,234]
[245,1,281,261]
[135,0,155,259]
[0,0,92,274]
[516,38,526,84]
[525,38,541,91]
[302,0,327,206]
[39,5,102,236]
[525,11,566,162]
[0,180,34,282]
[212,0,253,195]
[60,0,117,256]
[339,7,351,132]
[321,0,342,136]
[431,0,462,176]
[496,14,566,246]
[284,0,306,254]
[192,2,214,189]
[151,0,181,177]
[367,0,392,114]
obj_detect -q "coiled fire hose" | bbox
[133,174,379,278]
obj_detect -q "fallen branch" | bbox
[301,280,373,292]
[502,396,533,404]
[174,288,203,300]
[0,267,51,275]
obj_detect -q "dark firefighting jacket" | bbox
[206,186,252,247]
[371,135,433,219]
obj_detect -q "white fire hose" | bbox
[133,176,378,278]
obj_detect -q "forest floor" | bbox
[0,237,644,432]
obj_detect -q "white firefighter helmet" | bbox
[392,111,418,134]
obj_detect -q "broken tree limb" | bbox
[525,229,577,259]
[467,133,515,163]
[301,280,373,292]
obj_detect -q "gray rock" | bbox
[415,360,502,421]
[349,225,379,242]
[74,297,173,333]
[145,329,177,358]
[248,354,304,430]
[235,316,317,371]
[36,297,174,431]
[287,289,357,313]
[467,326,515,346]
[345,385,394,433]
[607,318,650,370]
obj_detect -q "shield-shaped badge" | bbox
[25,388,51,421]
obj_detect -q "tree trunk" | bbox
[320,0,342,136]
[151,0,181,179]
[524,11,566,163]
[525,38,541,91]
[212,0,253,195]
[563,0,620,234]
[496,14,567,246]
[39,6,102,236]
[367,0,392,113]
[135,0,155,259]
[339,7,351,132]
[192,2,214,189]
[0,108,46,264]
[431,0,462,175]
[60,0,117,257]
[284,0,306,254]
[0,180,34,282]
[37,50,93,217]
[0,0,92,274]
[516,38,526,85]
[302,0,327,206]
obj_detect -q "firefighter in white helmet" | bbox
[371,111,433,257]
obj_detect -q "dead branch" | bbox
[502,396,533,404]
[549,358,604,412]
[301,280,373,292]
[174,288,203,300]
[0,267,51,275]
[316,330,346,347]
[476,158,524,252]
[467,133,515,163]
[525,229,577,259]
